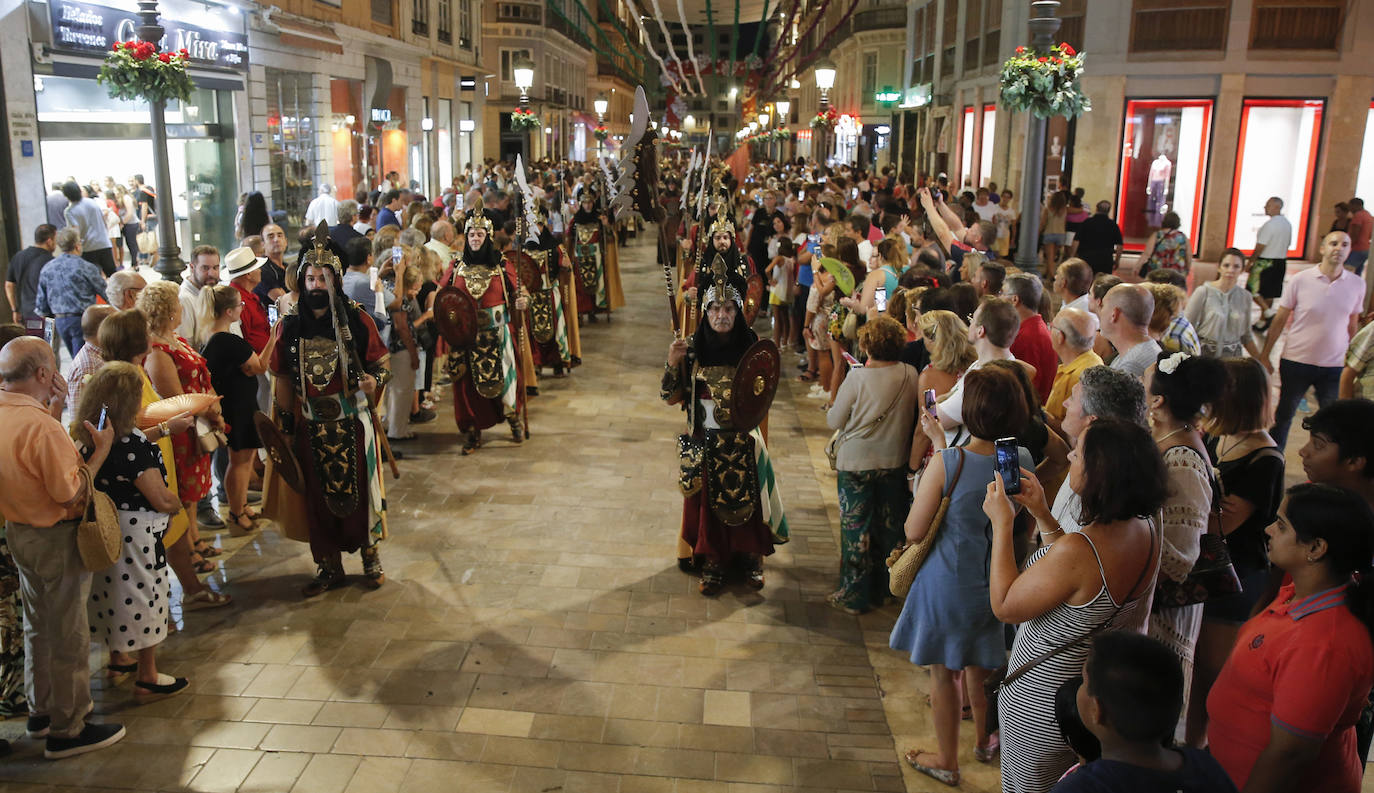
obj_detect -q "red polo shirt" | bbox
[1009,313,1057,404]
[1206,583,1373,793]
[233,281,270,353]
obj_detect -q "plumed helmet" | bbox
[295,220,344,288]
[464,196,493,236]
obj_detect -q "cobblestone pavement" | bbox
[0,232,996,793]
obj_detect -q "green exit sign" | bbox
[875,87,901,103]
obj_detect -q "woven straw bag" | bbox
[887,449,964,598]
[76,465,120,572]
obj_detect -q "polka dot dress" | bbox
[87,431,171,652]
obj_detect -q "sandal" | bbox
[189,553,214,574]
[183,589,232,611]
[228,511,257,536]
[902,749,959,787]
[826,594,862,615]
[975,734,1000,764]
[193,540,222,558]
[106,661,138,677]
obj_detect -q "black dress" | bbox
[201,332,261,451]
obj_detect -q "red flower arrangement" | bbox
[999,41,1089,119]
[593,124,609,142]
[511,107,541,131]
[809,106,839,131]
[97,39,194,104]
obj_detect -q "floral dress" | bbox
[150,336,213,503]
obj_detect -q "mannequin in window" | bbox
[1146,154,1173,227]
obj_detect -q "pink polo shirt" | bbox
[1278,265,1364,367]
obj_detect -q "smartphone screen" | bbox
[995,437,1021,495]
[841,351,863,368]
[267,305,279,326]
[873,287,887,312]
[97,406,108,431]
[391,245,403,265]
[924,388,936,412]
[42,317,55,344]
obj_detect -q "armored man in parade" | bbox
[567,189,626,322]
[440,204,529,454]
[520,202,573,376]
[268,223,392,597]
[662,228,788,597]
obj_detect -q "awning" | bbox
[270,17,344,54]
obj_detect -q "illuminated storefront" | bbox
[1115,99,1213,254]
[1227,99,1324,257]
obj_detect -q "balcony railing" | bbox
[851,5,905,34]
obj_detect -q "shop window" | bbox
[979,104,995,186]
[1129,0,1230,53]
[372,0,393,24]
[1227,98,1324,257]
[960,106,974,188]
[1250,0,1342,50]
[413,0,429,34]
[437,0,451,41]
[1356,104,1374,207]
[438,98,453,188]
[1115,99,1214,254]
[265,68,316,235]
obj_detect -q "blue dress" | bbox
[889,446,1028,669]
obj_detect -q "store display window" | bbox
[1227,99,1324,258]
[1355,102,1374,211]
[959,106,974,188]
[979,104,995,187]
[1115,99,1213,253]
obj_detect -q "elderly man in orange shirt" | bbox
[0,336,125,760]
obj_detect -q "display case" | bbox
[979,104,996,187]
[1115,99,1213,254]
[1226,99,1324,257]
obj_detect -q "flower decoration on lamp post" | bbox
[998,41,1090,119]
[98,39,194,104]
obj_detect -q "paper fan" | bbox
[136,393,221,430]
[819,257,856,296]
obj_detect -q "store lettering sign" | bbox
[50,0,249,71]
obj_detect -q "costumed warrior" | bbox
[521,200,573,376]
[268,222,391,597]
[662,223,789,596]
[445,202,530,454]
[567,189,626,322]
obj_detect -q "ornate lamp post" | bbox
[593,92,609,160]
[1013,1,1061,273]
[136,0,183,283]
[513,54,535,161]
[813,57,836,166]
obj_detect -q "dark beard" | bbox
[305,289,330,310]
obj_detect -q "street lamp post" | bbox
[1014,1,1062,274]
[513,54,535,162]
[814,58,836,167]
[594,92,608,161]
[136,0,182,283]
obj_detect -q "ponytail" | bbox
[194,284,241,348]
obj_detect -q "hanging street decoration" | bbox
[511,107,541,131]
[810,106,838,130]
[998,42,1091,119]
[594,124,609,141]
[98,39,195,105]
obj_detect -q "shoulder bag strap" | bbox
[1000,515,1158,688]
[836,369,910,448]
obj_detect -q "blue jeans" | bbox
[1271,359,1342,449]
[54,316,83,359]
[1348,250,1369,277]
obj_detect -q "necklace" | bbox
[1156,424,1194,447]
[1219,430,1262,460]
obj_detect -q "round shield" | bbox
[819,257,856,295]
[254,411,304,493]
[730,338,781,433]
[742,273,765,325]
[435,285,480,349]
[506,250,542,294]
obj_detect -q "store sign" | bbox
[49,0,249,71]
[371,108,392,123]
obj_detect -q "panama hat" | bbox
[224,246,267,279]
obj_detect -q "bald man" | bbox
[425,220,456,263]
[1101,284,1160,378]
[0,337,125,758]
[1046,307,1103,429]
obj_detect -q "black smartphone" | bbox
[995,437,1021,495]
[923,388,936,412]
[97,406,108,431]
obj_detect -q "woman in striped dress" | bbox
[983,418,1168,792]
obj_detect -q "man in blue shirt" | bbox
[60,182,116,277]
[375,190,403,231]
[34,228,107,357]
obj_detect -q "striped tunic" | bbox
[997,534,1150,793]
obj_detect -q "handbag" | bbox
[887,448,964,598]
[984,516,1159,736]
[1152,446,1273,611]
[76,465,121,572]
[194,416,228,455]
[824,369,910,471]
[136,228,158,254]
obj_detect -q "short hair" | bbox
[1078,365,1148,427]
[1059,259,1093,297]
[1095,200,1112,214]
[134,280,181,334]
[975,297,1021,349]
[1269,196,1284,209]
[61,181,83,203]
[847,214,871,238]
[1055,676,1101,763]
[1350,198,1364,210]
[98,309,149,363]
[0,337,53,382]
[1208,358,1271,435]
[1105,284,1153,328]
[1053,309,1095,352]
[1283,483,1374,586]
[105,270,143,308]
[190,244,219,265]
[972,220,997,247]
[55,227,81,253]
[857,315,905,362]
[1146,268,1187,289]
[1086,631,1184,743]
[358,204,375,222]
[1143,283,1185,334]
[34,224,57,246]
[241,234,265,256]
[81,304,116,341]
[0,324,24,349]
[1302,400,1374,479]
[962,367,1030,441]
[979,261,1007,297]
[70,362,144,448]
[949,283,980,323]
[917,286,955,316]
[1090,273,1122,302]
[1149,350,1226,422]
[383,189,402,205]
[345,236,373,269]
[1076,417,1168,524]
[1002,272,1042,310]
[337,200,359,225]
[397,228,426,249]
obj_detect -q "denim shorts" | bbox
[1042,233,1066,245]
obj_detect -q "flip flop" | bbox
[903,749,959,787]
